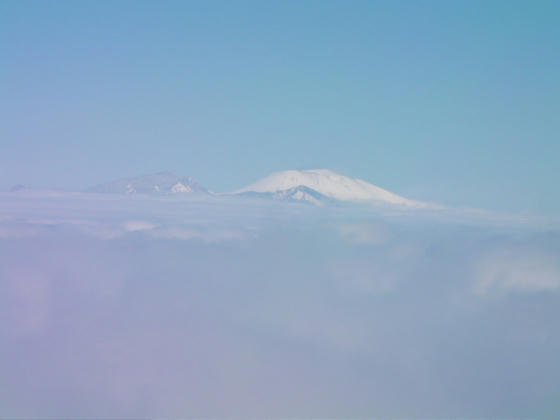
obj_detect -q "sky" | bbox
[1,0,559,213]
[1,3,560,414]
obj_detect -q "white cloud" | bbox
[337,223,390,245]
[1,190,560,417]
[121,220,158,232]
[474,249,560,295]
[149,226,249,242]
[0,269,51,335]
[0,225,41,238]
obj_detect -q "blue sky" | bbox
[1,0,558,213]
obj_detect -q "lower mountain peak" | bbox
[87,172,206,195]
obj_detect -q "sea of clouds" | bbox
[1,191,559,418]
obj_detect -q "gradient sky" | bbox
[1,0,559,213]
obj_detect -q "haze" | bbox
[1,1,559,419]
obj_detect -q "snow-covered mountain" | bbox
[235,185,334,206]
[87,173,207,195]
[83,169,431,207]
[233,169,428,207]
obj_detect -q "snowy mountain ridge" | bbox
[74,169,432,208]
[86,172,207,195]
[233,169,428,207]
[234,185,334,206]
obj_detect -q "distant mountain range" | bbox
[86,172,207,195]
[11,169,432,207]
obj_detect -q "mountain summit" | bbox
[87,172,207,195]
[233,169,426,207]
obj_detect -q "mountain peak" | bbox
[87,173,207,195]
[234,169,426,207]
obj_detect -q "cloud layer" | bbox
[1,192,559,418]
